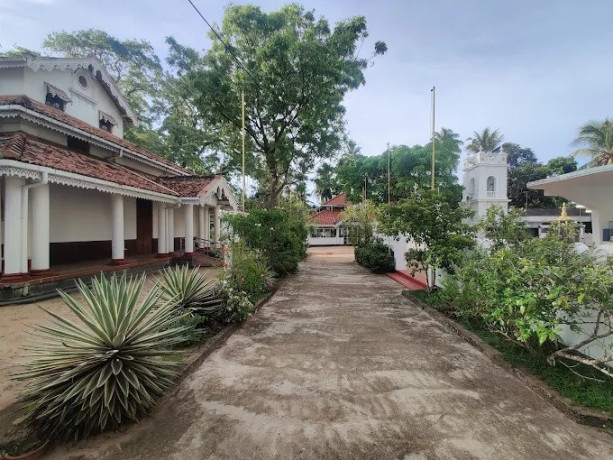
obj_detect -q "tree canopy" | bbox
[466,128,503,153]
[572,119,613,166]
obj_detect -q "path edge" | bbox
[401,290,613,430]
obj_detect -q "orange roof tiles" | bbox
[321,193,349,207]
[309,209,342,225]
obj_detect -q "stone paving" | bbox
[48,246,613,459]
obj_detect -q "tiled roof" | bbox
[158,175,218,197]
[0,95,192,175]
[309,209,342,226]
[0,132,178,196]
[322,193,349,207]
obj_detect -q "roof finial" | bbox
[557,202,569,221]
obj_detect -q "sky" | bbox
[1,0,613,167]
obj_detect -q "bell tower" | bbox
[462,149,509,222]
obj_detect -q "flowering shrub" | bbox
[218,241,272,322]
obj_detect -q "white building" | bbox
[462,150,509,221]
[308,193,351,246]
[0,56,237,285]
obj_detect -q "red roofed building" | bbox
[308,193,352,246]
[0,56,238,285]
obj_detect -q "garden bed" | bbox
[405,290,613,429]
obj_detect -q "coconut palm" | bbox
[435,127,463,145]
[466,128,503,153]
[314,163,337,203]
[572,119,613,166]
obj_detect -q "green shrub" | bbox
[218,242,272,323]
[223,209,308,276]
[17,273,188,441]
[355,238,396,273]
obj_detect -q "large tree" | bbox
[171,4,386,208]
[314,162,340,203]
[572,119,613,166]
[466,128,503,153]
[502,142,538,168]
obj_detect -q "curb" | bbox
[401,290,613,430]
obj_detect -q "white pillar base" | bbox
[111,194,125,264]
[184,203,194,256]
[31,183,50,274]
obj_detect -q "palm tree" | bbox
[572,119,613,166]
[435,127,463,145]
[314,163,336,202]
[466,128,503,153]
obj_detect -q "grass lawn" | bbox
[410,290,613,415]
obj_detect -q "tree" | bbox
[435,127,463,148]
[339,200,381,244]
[314,163,340,203]
[170,4,386,208]
[466,128,503,153]
[572,119,613,166]
[380,189,475,292]
[0,46,41,57]
[503,142,537,168]
[43,30,164,127]
[546,155,577,175]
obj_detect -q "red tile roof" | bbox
[158,175,218,197]
[309,209,342,226]
[0,132,178,196]
[0,95,192,175]
[322,193,349,207]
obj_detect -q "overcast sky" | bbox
[1,0,612,166]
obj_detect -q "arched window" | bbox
[487,176,496,197]
[469,178,475,199]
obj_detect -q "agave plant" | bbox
[157,265,222,317]
[17,273,188,441]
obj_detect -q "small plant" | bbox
[158,264,222,318]
[17,273,188,441]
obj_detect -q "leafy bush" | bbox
[355,238,395,273]
[218,242,272,323]
[18,273,188,441]
[223,209,308,276]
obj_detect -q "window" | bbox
[311,227,337,238]
[78,75,88,88]
[487,176,496,198]
[468,178,475,199]
[44,82,71,111]
[98,111,117,134]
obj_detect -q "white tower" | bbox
[462,150,509,222]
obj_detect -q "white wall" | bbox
[50,184,136,242]
[0,67,24,94]
[308,236,345,246]
[21,68,125,137]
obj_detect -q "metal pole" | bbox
[241,90,246,210]
[387,142,391,204]
[431,86,436,190]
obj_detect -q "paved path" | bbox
[53,247,613,459]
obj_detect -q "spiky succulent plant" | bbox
[17,273,188,441]
[158,265,222,317]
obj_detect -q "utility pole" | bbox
[431,86,436,190]
[241,90,246,210]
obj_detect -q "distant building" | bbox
[462,149,509,222]
[0,56,237,281]
[308,193,351,246]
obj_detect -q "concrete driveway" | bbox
[51,246,613,459]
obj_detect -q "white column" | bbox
[3,176,24,276]
[157,203,167,256]
[198,206,205,249]
[31,183,50,273]
[184,203,194,255]
[167,207,175,254]
[213,205,221,246]
[111,194,124,264]
[203,206,210,245]
[20,185,29,273]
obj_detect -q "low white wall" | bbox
[50,184,136,242]
[308,236,345,246]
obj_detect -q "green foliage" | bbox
[336,131,463,205]
[166,4,386,207]
[503,142,537,168]
[480,206,528,251]
[224,208,308,276]
[158,265,222,317]
[17,273,188,441]
[573,119,613,166]
[380,189,476,291]
[314,163,341,203]
[442,213,613,379]
[219,242,272,322]
[339,200,380,244]
[466,128,503,153]
[354,238,395,273]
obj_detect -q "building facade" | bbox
[0,56,237,281]
[308,193,351,246]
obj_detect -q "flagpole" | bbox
[431,86,436,190]
[387,142,391,204]
[241,90,246,209]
